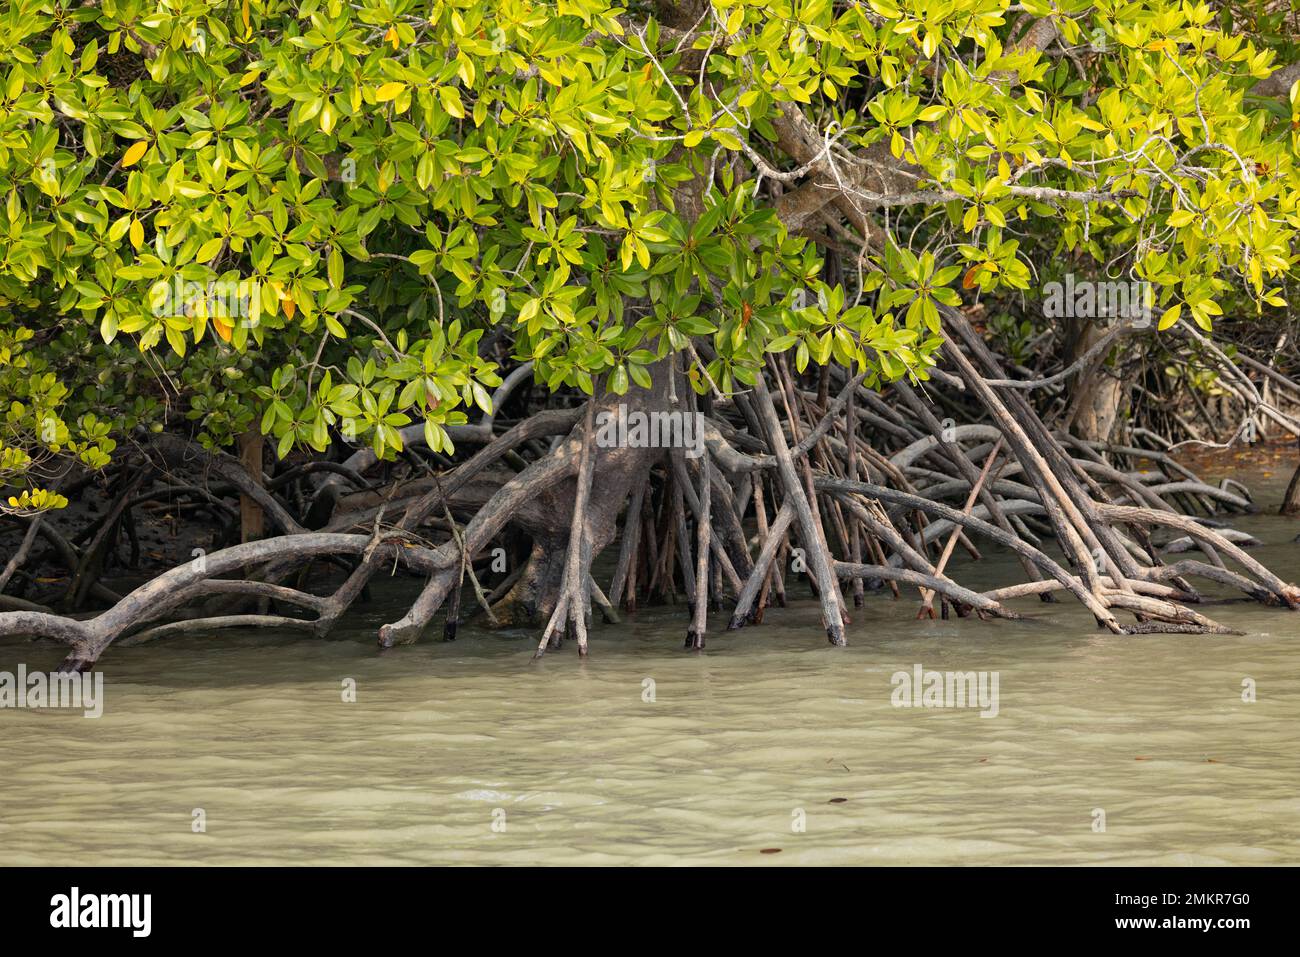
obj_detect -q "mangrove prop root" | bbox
[4,338,1299,668]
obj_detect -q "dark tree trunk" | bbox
[1282,437,1300,516]
[491,362,682,626]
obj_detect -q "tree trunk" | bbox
[1064,319,1125,443]
[1282,437,1300,516]
[492,364,681,627]
[238,430,265,542]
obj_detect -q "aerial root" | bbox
[535,399,598,658]
[5,326,1299,668]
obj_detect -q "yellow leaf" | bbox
[242,0,251,37]
[385,25,399,50]
[962,264,995,289]
[375,82,405,102]
[1157,303,1181,331]
[122,141,149,167]
[129,218,144,248]
[213,317,233,342]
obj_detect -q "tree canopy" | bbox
[3,0,1299,512]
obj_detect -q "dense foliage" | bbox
[2,0,1298,512]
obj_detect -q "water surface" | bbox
[2,472,1298,865]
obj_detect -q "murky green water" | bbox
[3,473,1299,865]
